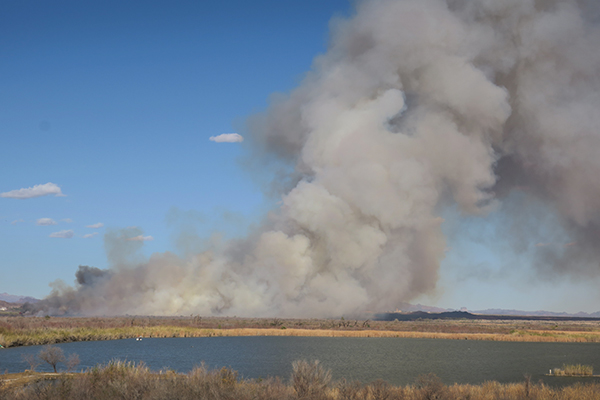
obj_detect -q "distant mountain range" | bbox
[393,302,600,318]
[0,292,40,304]
[377,310,600,322]
[0,293,598,318]
[472,308,600,318]
[392,302,450,313]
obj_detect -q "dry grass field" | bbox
[1,315,600,348]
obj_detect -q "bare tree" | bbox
[66,353,80,372]
[21,353,41,371]
[38,345,65,373]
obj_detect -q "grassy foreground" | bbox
[2,360,600,400]
[1,316,600,348]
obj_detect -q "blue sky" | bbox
[1,0,352,298]
[2,0,599,314]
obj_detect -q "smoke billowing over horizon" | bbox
[37,0,600,317]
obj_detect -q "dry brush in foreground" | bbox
[2,359,600,400]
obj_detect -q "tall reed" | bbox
[2,315,600,348]
[552,364,594,376]
[2,361,600,400]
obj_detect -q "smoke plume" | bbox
[39,0,600,316]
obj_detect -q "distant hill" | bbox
[0,300,22,309]
[392,302,451,313]
[377,310,600,322]
[473,308,600,318]
[390,303,600,319]
[0,292,40,304]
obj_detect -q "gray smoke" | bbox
[39,0,600,316]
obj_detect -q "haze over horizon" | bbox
[2,0,600,316]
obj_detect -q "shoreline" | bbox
[3,325,600,348]
[143,327,600,342]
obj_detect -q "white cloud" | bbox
[209,133,244,143]
[11,219,25,225]
[126,235,154,241]
[37,218,57,226]
[86,222,104,229]
[83,232,99,238]
[49,230,74,238]
[1,182,65,199]
[61,218,73,223]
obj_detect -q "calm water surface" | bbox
[1,337,599,386]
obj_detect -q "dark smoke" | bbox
[75,266,110,286]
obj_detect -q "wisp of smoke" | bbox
[37,0,600,317]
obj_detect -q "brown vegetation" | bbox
[0,315,599,348]
[552,364,594,376]
[292,360,332,398]
[1,360,599,400]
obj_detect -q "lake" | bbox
[1,337,599,386]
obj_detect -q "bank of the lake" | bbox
[2,316,600,348]
[2,360,600,400]
[2,335,600,387]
